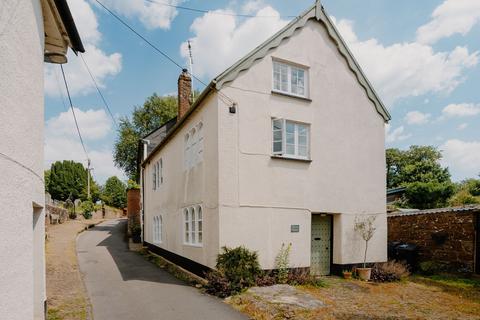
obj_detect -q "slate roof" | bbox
[388,205,480,217]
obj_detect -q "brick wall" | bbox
[388,210,478,272]
[127,188,141,235]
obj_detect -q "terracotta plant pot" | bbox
[343,272,352,279]
[357,268,372,281]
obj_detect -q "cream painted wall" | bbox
[0,0,46,319]
[143,94,220,268]
[217,19,387,268]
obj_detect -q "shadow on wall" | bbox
[92,220,187,286]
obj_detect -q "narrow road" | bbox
[77,219,246,320]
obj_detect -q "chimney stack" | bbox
[178,68,192,120]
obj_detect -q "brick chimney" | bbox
[178,68,192,120]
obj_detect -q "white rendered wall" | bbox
[218,19,387,269]
[143,94,220,268]
[0,0,46,319]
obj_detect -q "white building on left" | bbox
[0,1,84,319]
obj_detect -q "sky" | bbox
[44,0,480,183]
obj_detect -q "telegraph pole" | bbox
[87,159,91,199]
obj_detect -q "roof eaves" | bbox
[53,0,85,54]
[214,1,391,122]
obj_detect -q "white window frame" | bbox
[152,163,157,190]
[159,158,163,185]
[271,118,310,160]
[184,122,204,171]
[183,205,203,246]
[272,59,309,98]
[153,215,162,244]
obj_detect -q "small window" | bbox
[272,60,308,98]
[272,119,310,159]
[159,158,163,185]
[153,215,162,244]
[152,164,157,190]
[184,122,204,171]
[183,205,203,246]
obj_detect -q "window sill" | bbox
[271,90,312,102]
[183,243,203,248]
[271,155,312,163]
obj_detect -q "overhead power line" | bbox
[60,64,89,161]
[79,53,118,128]
[143,0,297,19]
[93,0,235,106]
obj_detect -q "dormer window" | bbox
[273,60,308,98]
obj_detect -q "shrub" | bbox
[205,246,262,297]
[255,273,277,287]
[274,243,291,284]
[419,261,443,275]
[81,200,94,219]
[204,271,232,298]
[216,246,262,292]
[371,261,410,282]
[286,269,325,287]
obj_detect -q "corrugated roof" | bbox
[388,205,480,217]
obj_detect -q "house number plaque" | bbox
[290,225,300,233]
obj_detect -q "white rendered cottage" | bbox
[0,1,84,318]
[140,0,390,277]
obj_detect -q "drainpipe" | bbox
[140,139,150,243]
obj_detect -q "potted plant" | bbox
[131,223,142,243]
[354,216,377,281]
[342,269,353,279]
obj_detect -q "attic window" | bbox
[273,60,308,98]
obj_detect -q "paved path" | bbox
[77,219,246,320]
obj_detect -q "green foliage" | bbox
[274,243,292,284]
[386,146,454,209]
[81,200,94,219]
[206,246,262,296]
[113,93,177,180]
[419,261,443,275]
[127,179,140,190]
[130,223,142,237]
[101,176,127,208]
[48,161,87,201]
[448,189,480,206]
[44,170,51,192]
[405,181,455,209]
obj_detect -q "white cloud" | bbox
[385,124,411,143]
[97,0,180,30]
[332,18,479,106]
[405,111,431,125]
[45,107,112,140]
[45,0,122,97]
[180,6,288,78]
[416,0,480,45]
[440,139,480,180]
[44,108,124,182]
[241,0,265,14]
[458,123,469,130]
[442,103,480,117]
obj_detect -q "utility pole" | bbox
[87,158,92,199]
[187,40,194,100]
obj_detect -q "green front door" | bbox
[311,215,332,275]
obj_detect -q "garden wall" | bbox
[388,206,479,273]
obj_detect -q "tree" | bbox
[44,169,51,192]
[354,216,377,268]
[48,161,88,201]
[386,146,454,209]
[113,93,177,180]
[101,176,127,208]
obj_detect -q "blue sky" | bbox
[44,0,480,183]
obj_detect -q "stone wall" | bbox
[45,204,68,225]
[388,209,478,272]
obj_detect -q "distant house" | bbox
[139,0,390,277]
[0,1,83,319]
[387,187,406,205]
[388,205,480,273]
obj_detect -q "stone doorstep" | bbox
[247,284,325,309]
